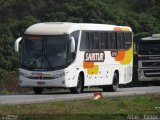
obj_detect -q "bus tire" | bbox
[33,87,43,94]
[103,73,118,92]
[69,75,84,94]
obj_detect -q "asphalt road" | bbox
[0,86,160,105]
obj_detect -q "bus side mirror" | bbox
[70,37,75,53]
[15,37,22,52]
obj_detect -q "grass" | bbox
[0,94,160,120]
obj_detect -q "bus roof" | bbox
[24,22,132,35]
[141,34,160,41]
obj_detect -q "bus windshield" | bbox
[139,40,160,55]
[21,35,69,70]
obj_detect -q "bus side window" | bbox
[100,32,108,50]
[117,32,125,50]
[125,32,132,49]
[89,32,99,50]
[108,32,116,50]
[99,32,104,49]
[80,31,90,51]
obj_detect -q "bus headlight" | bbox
[19,72,30,78]
[52,72,66,79]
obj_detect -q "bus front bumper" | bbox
[20,76,69,88]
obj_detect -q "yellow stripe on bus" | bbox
[120,47,133,65]
[87,65,99,75]
[122,27,130,31]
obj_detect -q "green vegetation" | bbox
[0,0,160,92]
[0,94,160,119]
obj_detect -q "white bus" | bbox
[15,22,133,94]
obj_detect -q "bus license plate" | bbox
[37,81,45,86]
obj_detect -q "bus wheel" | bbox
[103,73,118,92]
[70,75,84,94]
[33,87,43,94]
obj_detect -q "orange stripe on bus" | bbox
[83,61,94,69]
[114,27,123,32]
[114,50,125,61]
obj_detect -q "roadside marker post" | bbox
[93,92,103,100]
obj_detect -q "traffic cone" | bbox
[93,92,103,100]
